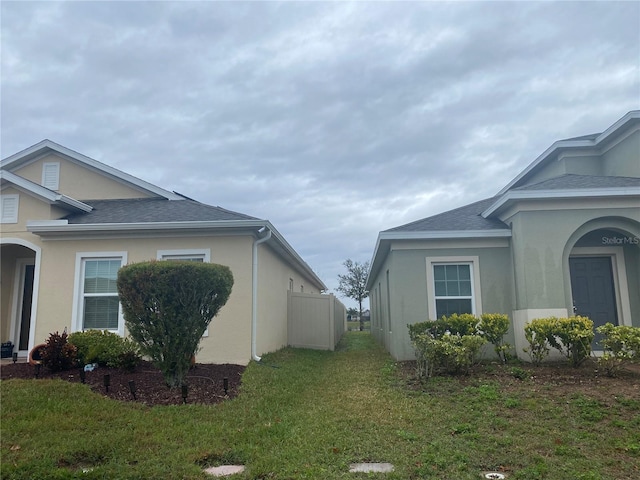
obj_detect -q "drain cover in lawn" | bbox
[204,465,246,477]
[349,463,395,473]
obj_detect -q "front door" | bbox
[16,263,35,354]
[569,256,618,348]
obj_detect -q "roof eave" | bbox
[498,110,640,195]
[366,228,511,290]
[26,219,327,291]
[482,187,640,218]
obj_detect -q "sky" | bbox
[2,1,639,310]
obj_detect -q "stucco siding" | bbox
[603,129,640,178]
[13,154,156,200]
[27,235,255,364]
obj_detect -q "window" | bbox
[1,194,19,223]
[73,253,127,334]
[433,264,472,317]
[426,257,482,320]
[42,162,60,190]
[157,249,210,262]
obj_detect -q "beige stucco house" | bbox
[367,111,640,361]
[1,140,327,364]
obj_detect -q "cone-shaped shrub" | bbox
[117,260,233,388]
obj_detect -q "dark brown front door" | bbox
[569,256,618,347]
[18,264,35,351]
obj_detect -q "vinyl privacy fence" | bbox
[287,292,346,351]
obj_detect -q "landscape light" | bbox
[103,374,110,392]
[79,369,86,384]
[12,352,18,364]
[223,377,229,396]
[128,380,137,400]
[34,363,41,378]
[182,385,188,404]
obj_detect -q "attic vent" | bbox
[42,162,60,190]
[1,194,19,223]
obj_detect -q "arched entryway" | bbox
[564,219,640,347]
[0,239,41,358]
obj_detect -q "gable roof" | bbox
[1,139,183,200]
[0,170,93,213]
[498,110,640,194]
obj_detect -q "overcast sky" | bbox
[2,1,639,309]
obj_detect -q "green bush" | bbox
[597,323,640,377]
[40,330,77,372]
[478,313,512,363]
[523,318,554,366]
[548,316,594,367]
[68,330,140,371]
[117,260,233,388]
[524,316,594,367]
[409,314,486,379]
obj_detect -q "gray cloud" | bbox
[2,1,639,307]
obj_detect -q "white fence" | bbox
[287,291,346,351]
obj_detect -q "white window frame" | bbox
[42,162,60,190]
[72,251,127,336]
[156,248,210,262]
[157,248,211,336]
[1,194,19,223]
[426,256,482,320]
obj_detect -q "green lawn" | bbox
[1,332,639,479]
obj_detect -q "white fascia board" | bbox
[1,140,183,200]
[498,111,640,195]
[263,222,327,290]
[25,218,327,289]
[482,187,640,218]
[365,229,511,289]
[378,229,512,240]
[0,170,93,212]
[27,219,268,234]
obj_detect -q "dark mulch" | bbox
[0,360,245,407]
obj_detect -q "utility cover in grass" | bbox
[204,465,245,477]
[349,463,394,473]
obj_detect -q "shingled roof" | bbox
[384,197,508,233]
[64,198,258,224]
[512,174,640,191]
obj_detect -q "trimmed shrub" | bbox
[548,316,594,367]
[40,330,77,372]
[478,313,512,363]
[68,330,140,371]
[597,323,640,377]
[409,314,486,379]
[117,260,233,388]
[524,316,594,367]
[523,318,554,366]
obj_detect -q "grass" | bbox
[2,332,639,479]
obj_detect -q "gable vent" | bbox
[42,162,60,190]
[1,194,19,223]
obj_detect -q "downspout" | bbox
[252,226,272,362]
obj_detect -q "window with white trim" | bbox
[157,249,210,263]
[42,162,60,190]
[426,256,482,320]
[1,194,19,223]
[433,264,473,318]
[81,257,122,330]
[157,249,211,337]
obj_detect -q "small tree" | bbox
[117,261,233,388]
[337,259,369,331]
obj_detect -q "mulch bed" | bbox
[396,359,640,403]
[1,360,245,407]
